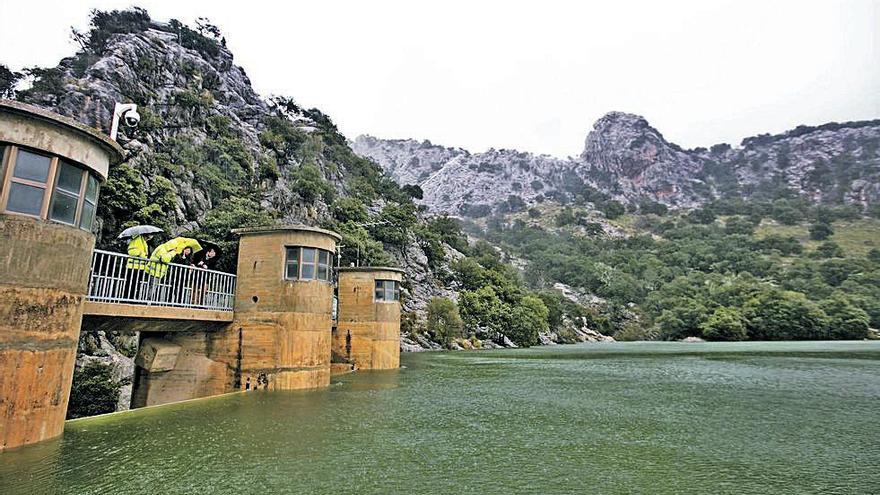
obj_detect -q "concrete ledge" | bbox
[83,301,234,322]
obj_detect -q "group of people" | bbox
[123,232,222,303]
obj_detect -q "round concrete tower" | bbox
[334,267,405,370]
[0,100,123,451]
[225,226,341,390]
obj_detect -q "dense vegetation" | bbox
[472,196,879,341]
[67,361,121,419]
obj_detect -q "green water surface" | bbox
[1,341,878,494]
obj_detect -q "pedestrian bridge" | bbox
[82,249,236,329]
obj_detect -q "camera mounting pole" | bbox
[110,102,139,141]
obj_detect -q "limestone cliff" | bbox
[354,113,880,216]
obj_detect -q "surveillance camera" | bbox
[123,109,141,128]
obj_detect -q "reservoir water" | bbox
[1,341,878,494]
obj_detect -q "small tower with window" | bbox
[0,100,123,451]
[334,267,405,370]
[219,225,342,390]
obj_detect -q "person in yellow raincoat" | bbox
[124,234,153,299]
[148,237,202,279]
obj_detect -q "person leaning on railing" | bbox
[148,237,202,279]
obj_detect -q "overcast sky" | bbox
[1,0,878,156]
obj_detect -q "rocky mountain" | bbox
[6,9,609,410]
[353,112,880,216]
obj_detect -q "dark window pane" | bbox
[56,161,83,194]
[286,247,299,263]
[317,265,328,281]
[302,248,316,264]
[79,201,96,230]
[49,191,78,224]
[375,288,385,301]
[285,262,299,280]
[318,250,330,265]
[85,175,99,202]
[301,263,315,280]
[6,182,44,215]
[13,149,51,182]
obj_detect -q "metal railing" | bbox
[86,249,236,311]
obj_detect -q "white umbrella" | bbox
[117,225,164,239]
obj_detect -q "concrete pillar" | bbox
[0,100,122,451]
[334,267,404,370]
[212,226,341,390]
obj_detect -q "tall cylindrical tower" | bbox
[334,267,405,370]
[222,226,341,390]
[0,100,123,451]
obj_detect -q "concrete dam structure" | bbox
[0,100,403,452]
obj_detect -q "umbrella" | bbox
[117,225,164,239]
[196,241,222,258]
[172,237,202,255]
[192,241,222,267]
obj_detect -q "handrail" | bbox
[86,249,236,311]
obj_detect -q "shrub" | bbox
[809,223,834,241]
[700,307,747,341]
[331,197,368,224]
[67,361,120,419]
[743,290,829,340]
[291,164,333,203]
[426,297,464,347]
[601,200,626,220]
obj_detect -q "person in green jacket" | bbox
[124,234,153,300]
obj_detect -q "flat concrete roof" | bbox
[338,266,406,274]
[232,224,343,241]
[0,99,125,164]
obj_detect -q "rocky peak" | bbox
[580,111,696,180]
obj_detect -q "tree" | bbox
[458,286,510,338]
[687,207,717,225]
[331,197,368,223]
[743,289,829,340]
[812,241,844,259]
[0,64,22,98]
[601,200,626,220]
[809,223,834,241]
[291,163,333,203]
[401,184,424,200]
[724,216,757,235]
[820,295,869,340]
[555,207,577,227]
[426,297,464,347]
[700,307,747,341]
[508,296,549,347]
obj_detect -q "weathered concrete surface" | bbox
[130,332,229,408]
[134,338,181,372]
[0,215,93,451]
[334,268,404,370]
[212,227,340,391]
